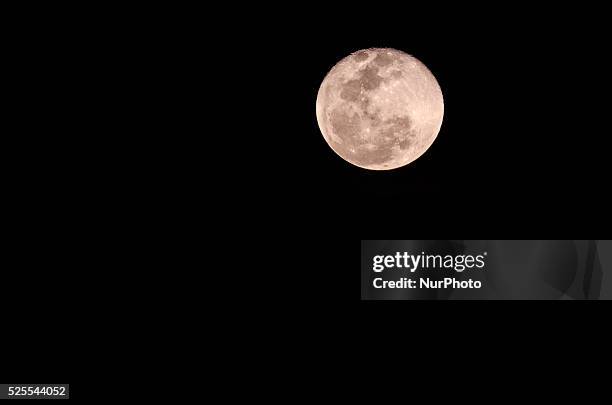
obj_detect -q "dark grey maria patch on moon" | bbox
[339,79,361,102]
[360,66,383,91]
[339,65,383,102]
[329,109,361,144]
[387,116,412,128]
[354,51,369,61]
[376,115,415,149]
[373,51,394,67]
[398,138,411,149]
[328,106,394,166]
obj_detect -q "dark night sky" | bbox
[243,12,610,240]
[3,3,611,383]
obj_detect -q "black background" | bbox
[205,3,610,393]
[236,6,612,309]
[240,4,612,314]
[238,5,611,243]
[3,3,611,395]
[236,2,612,337]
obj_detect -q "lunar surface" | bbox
[316,48,444,170]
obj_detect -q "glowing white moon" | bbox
[316,48,444,170]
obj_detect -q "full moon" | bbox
[316,48,444,170]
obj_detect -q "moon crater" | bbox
[316,48,444,170]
